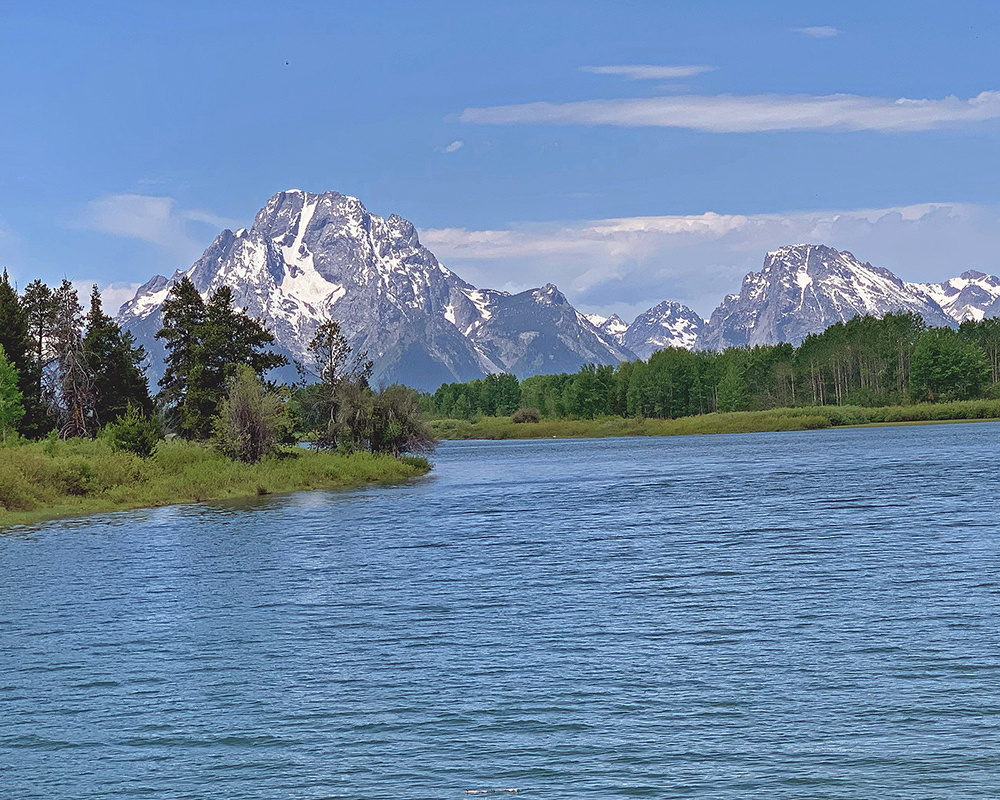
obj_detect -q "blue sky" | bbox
[2,0,1000,319]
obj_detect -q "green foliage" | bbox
[0,436,430,526]
[910,328,992,402]
[369,385,436,456]
[106,405,162,458]
[433,373,521,419]
[428,311,1000,426]
[156,278,287,439]
[717,361,751,412]
[0,344,25,443]
[213,366,287,463]
[83,286,153,425]
[1,271,49,436]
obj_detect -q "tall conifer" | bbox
[156,278,286,438]
[83,286,152,424]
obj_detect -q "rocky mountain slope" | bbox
[913,270,1000,323]
[620,301,704,359]
[696,244,957,349]
[118,190,632,391]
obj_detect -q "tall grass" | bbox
[429,398,1000,441]
[0,438,429,528]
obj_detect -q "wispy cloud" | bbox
[439,139,465,153]
[78,194,237,256]
[581,65,714,80]
[461,91,1000,132]
[796,26,839,38]
[421,203,1000,319]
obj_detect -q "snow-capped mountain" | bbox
[912,270,1000,323]
[621,301,704,360]
[697,244,955,349]
[584,313,629,340]
[118,190,632,391]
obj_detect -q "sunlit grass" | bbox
[429,398,1000,440]
[0,438,429,528]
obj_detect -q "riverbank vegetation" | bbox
[0,436,429,527]
[0,274,433,525]
[429,398,1000,440]
[425,313,1000,438]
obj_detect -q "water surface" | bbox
[3,424,1000,798]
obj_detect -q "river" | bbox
[3,423,1000,798]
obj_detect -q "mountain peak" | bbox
[699,243,953,349]
[118,190,630,390]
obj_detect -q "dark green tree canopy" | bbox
[156,278,287,438]
[83,285,152,424]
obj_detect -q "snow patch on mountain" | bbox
[622,301,705,359]
[697,244,954,349]
[912,270,1000,322]
[118,189,630,390]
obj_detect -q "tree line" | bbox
[427,312,1000,421]
[0,273,432,461]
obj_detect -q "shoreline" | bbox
[0,439,430,529]
[428,400,1000,441]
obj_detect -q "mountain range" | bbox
[117,191,1000,391]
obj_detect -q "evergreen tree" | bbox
[156,278,287,439]
[0,270,42,436]
[0,344,24,443]
[51,279,94,438]
[83,285,152,425]
[20,279,57,435]
[157,276,205,419]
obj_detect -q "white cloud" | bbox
[581,65,715,80]
[461,90,1000,132]
[78,194,238,256]
[420,203,1000,320]
[796,26,839,38]
[68,280,144,317]
[440,140,465,153]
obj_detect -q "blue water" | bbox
[3,423,1000,798]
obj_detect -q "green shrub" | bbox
[0,461,34,510]
[49,456,93,496]
[512,407,541,423]
[106,406,162,458]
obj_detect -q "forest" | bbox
[427,313,1000,421]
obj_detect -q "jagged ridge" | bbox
[118,190,633,391]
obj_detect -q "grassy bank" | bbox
[429,398,1000,440]
[0,438,430,528]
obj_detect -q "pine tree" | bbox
[156,278,287,439]
[20,279,57,435]
[156,276,206,435]
[0,271,50,436]
[83,286,152,425]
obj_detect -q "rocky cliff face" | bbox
[620,301,704,359]
[118,190,632,391]
[696,244,956,349]
[913,270,1000,323]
